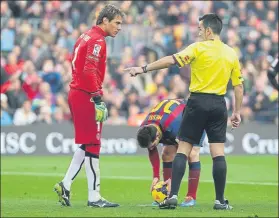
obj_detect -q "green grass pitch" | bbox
[1,155,278,217]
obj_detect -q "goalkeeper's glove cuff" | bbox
[91,96,102,104]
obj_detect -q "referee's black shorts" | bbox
[178,93,227,144]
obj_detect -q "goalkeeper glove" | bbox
[90,96,108,122]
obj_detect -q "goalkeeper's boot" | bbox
[213,199,233,210]
[54,182,71,206]
[88,197,119,208]
[180,196,196,207]
[159,195,177,209]
[151,201,159,206]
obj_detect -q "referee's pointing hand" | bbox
[124,67,144,77]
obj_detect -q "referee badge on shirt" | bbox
[93,44,102,56]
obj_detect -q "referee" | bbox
[124,13,243,210]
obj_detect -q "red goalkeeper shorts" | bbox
[68,88,103,145]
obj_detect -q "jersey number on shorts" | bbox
[150,100,181,114]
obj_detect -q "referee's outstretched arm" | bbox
[267,57,279,90]
[124,55,175,76]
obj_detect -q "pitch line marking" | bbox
[1,171,278,186]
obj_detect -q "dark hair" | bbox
[96,4,125,25]
[137,125,157,148]
[199,13,223,35]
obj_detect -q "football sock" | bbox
[170,153,187,197]
[62,145,85,190]
[163,162,172,181]
[85,154,101,202]
[186,161,201,200]
[212,156,227,204]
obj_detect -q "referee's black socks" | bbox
[170,153,187,197]
[212,156,227,204]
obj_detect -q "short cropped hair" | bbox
[137,125,157,148]
[199,13,223,35]
[96,4,125,25]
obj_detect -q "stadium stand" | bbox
[1,1,278,126]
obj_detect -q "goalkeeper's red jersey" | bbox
[69,26,107,96]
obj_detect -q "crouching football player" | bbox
[137,99,205,207]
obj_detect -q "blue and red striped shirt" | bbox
[141,99,186,145]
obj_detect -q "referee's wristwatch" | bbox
[141,65,148,74]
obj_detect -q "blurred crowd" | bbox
[1,1,278,127]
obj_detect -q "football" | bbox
[151,181,169,203]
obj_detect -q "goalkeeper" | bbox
[54,5,125,208]
[137,98,206,207]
